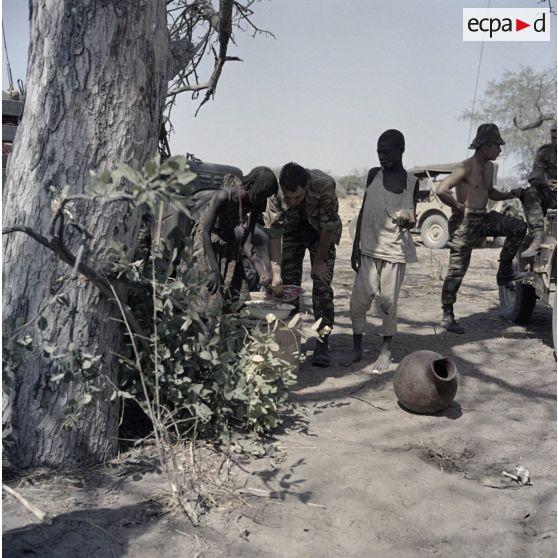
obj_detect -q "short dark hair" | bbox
[243,166,278,201]
[279,162,310,192]
[378,129,405,150]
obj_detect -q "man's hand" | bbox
[392,209,415,229]
[270,277,284,298]
[207,270,222,294]
[547,179,557,191]
[453,202,466,214]
[311,260,332,284]
[350,246,361,273]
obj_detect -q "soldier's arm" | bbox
[436,164,467,212]
[488,187,521,201]
[528,147,556,189]
[487,164,521,201]
[312,177,338,283]
[263,194,285,294]
[316,176,341,235]
[269,237,283,293]
[263,193,283,231]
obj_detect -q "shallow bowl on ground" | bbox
[243,300,295,320]
[249,285,303,304]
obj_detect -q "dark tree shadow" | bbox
[3,500,165,558]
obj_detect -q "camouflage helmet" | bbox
[469,123,505,150]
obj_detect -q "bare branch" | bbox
[193,0,235,115]
[167,57,242,95]
[537,0,556,15]
[2,226,150,352]
[2,485,51,524]
[165,0,272,118]
[513,105,555,130]
[233,0,276,39]
[168,31,210,80]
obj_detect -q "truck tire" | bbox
[499,280,537,323]
[420,214,449,249]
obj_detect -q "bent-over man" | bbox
[264,162,342,367]
[195,167,278,310]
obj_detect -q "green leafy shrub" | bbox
[102,156,319,438]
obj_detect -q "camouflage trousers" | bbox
[441,210,527,305]
[281,223,336,328]
[521,185,557,232]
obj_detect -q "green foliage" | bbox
[461,65,556,177]
[98,155,321,438]
[116,230,319,438]
[90,154,196,217]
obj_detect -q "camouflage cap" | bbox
[469,123,505,150]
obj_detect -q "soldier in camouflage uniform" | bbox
[520,121,557,258]
[264,162,342,367]
[437,123,527,333]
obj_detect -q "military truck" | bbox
[408,164,457,249]
[158,153,243,263]
[499,209,556,351]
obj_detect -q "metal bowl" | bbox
[243,300,295,320]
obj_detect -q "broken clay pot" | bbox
[393,350,458,414]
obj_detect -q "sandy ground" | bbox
[3,197,556,557]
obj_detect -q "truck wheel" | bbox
[420,214,449,249]
[499,277,537,323]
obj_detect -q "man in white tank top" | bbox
[344,130,418,371]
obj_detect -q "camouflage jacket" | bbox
[263,169,342,244]
[528,143,557,185]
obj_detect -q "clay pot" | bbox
[393,350,458,413]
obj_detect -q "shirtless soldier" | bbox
[437,123,527,334]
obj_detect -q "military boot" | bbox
[440,304,465,334]
[311,336,330,367]
[521,230,544,258]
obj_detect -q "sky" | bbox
[2,0,556,178]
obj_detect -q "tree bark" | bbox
[3,0,170,467]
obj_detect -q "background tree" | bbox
[461,65,556,177]
[2,0,266,469]
[335,169,367,198]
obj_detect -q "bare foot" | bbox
[343,348,362,367]
[371,351,391,373]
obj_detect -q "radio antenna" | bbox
[2,21,15,91]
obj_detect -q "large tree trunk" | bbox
[3,0,169,468]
